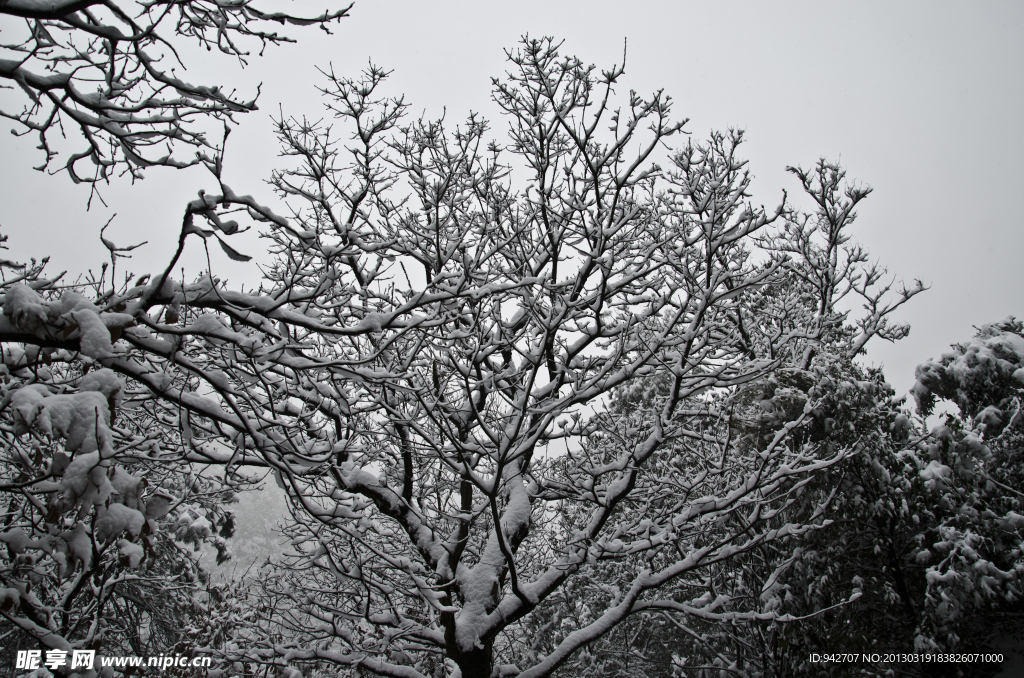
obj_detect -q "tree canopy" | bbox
[2,32,1022,678]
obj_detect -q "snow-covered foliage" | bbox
[908,320,1024,646]
[595,321,1024,677]
[0,240,242,673]
[914,317,1024,435]
[0,38,935,678]
[750,323,1024,673]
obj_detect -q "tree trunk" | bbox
[443,611,494,678]
[454,644,494,678]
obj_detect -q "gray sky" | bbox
[2,0,1022,398]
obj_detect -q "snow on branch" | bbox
[0,0,351,183]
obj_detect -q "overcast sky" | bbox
[2,0,1022,398]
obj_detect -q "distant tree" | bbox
[649,318,1024,678]
[0,0,350,183]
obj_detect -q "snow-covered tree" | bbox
[620,317,1024,678]
[734,320,1024,675]
[0,38,927,678]
[908,318,1024,649]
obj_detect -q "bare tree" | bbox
[0,0,350,183]
[0,38,921,678]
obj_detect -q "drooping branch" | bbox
[0,0,351,182]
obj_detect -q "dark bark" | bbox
[441,610,494,678]
[452,642,494,678]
